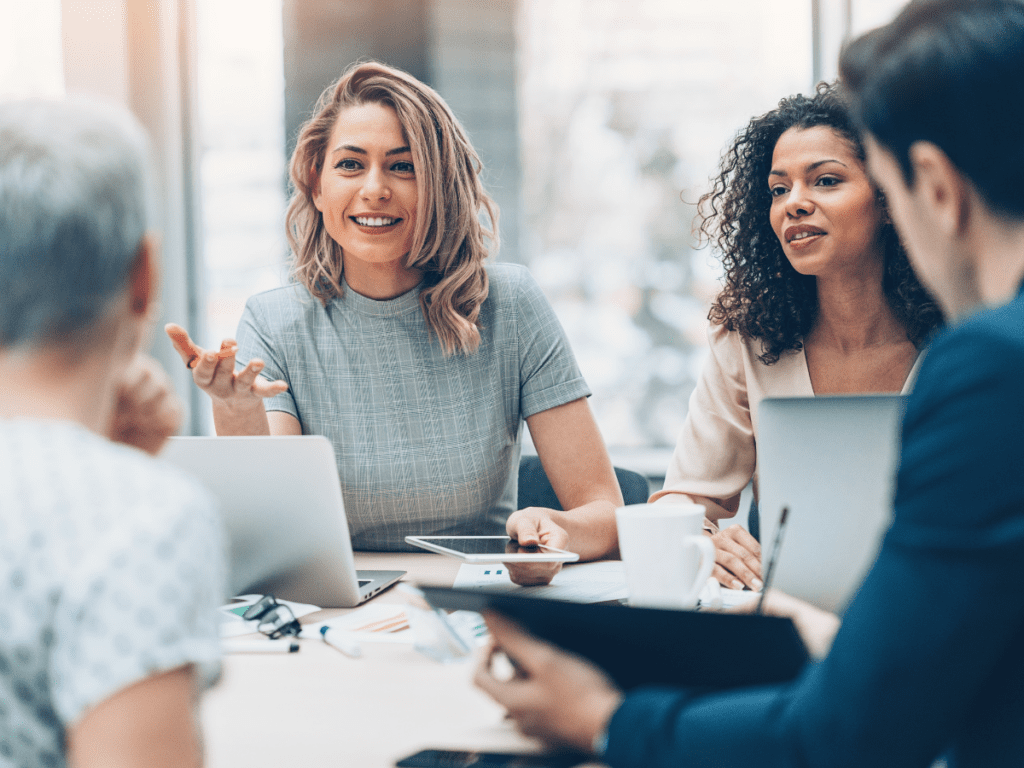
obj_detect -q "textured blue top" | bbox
[236,263,590,550]
[605,286,1024,768]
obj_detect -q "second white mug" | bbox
[615,502,715,609]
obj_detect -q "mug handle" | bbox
[680,534,716,607]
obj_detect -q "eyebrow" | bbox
[331,144,411,157]
[769,158,849,177]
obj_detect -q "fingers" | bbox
[711,525,763,591]
[755,590,841,658]
[164,323,203,368]
[508,508,570,549]
[474,636,528,703]
[474,617,530,703]
[724,524,761,558]
[235,359,289,398]
[506,561,562,586]
[233,359,264,391]
[187,343,288,403]
[190,339,239,393]
[251,377,289,397]
[535,521,569,550]
[110,354,183,455]
[474,645,501,695]
[507,511,541,546]
[190,348,232,392]
[505,509,569,586]
[713,563,746,591]
[482,612,549,676]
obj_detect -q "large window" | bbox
[518,0,811,450]
[190,0,909,446]
[196,0,288,348]
[1,0,906,444]
[0,0,63,99]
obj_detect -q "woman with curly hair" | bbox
[166,62,622,581]
[649,83,942,590]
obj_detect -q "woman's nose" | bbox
[786,184,814,216]
[360,167,390,201]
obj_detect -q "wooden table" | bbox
[202,552,583,767]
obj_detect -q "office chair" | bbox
[517,455,650,511]
[748,498,760,542]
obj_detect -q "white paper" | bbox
[697,578,761,610]
[453,560,629,603]
[719,587,760,609]
[300,602,414,644]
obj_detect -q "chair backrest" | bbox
[517,455,650,511]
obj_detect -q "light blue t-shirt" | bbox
[236,262,591,550]
[0,421,224,768]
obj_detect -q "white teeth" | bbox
[355,216,397,227]
[790,231,822,241]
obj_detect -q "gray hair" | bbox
[0,98,151,348]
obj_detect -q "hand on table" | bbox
[165,323,288,406]
[733,589,841,659]
[710,524,763,591]
[505,508,568,586]
[109,354,182,455]
[474,611,623,754]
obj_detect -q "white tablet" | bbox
[404,535,580,563]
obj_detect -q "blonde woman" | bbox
[168,62,621,581]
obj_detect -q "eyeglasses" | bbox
[241,595,303,639]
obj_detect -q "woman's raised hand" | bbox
[164,323,289,405]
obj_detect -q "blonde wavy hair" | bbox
[286,61,498,355]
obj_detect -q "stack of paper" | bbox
[452,560,630,603]
[301,603,414,644]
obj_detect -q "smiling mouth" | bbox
[352,216,401,227]
[788,231,825,243]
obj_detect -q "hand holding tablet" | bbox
[404,535,580,563]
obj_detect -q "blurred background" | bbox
[0,0,906,482]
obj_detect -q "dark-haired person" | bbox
[475,1,1024,765]
[167,61,622,585]
[650,82,940,590]
[0,98,224,768]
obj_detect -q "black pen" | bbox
[756,505,790,615]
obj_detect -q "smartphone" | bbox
[403,535,580,563]
[395,749,585,768]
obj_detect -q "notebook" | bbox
[161,435,404,608]
[757,395,906,615]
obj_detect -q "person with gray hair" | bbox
[0,98,225,768]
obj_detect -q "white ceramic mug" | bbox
[615,503,716,609]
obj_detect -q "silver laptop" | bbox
[161,436,404,608]
[757,395,906,615]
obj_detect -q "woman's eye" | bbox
[391,161,414,173]
[770,185,788,198]
[335,158,361,171]
[817,175,840,187]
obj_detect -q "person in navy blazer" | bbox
[473,1,1024,765]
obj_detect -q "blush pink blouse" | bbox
[650,322,920,522]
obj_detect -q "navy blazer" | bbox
[605,287,1024,768]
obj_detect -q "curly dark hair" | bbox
[699,82,942,365]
